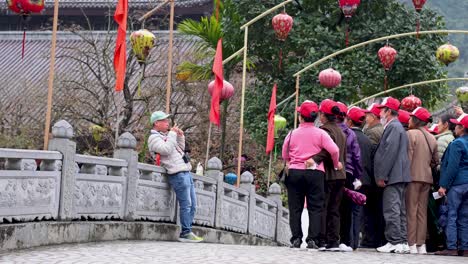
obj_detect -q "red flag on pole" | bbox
[113,0,128,92]
[266,83,277,154]
[210,39,223,126]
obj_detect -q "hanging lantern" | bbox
[274,115,287,138]
[319,68,342,89]
[401,95,422,112]
[339,0,361,46]
[130,29,156,64]
[208,80,235,101]
[378,45,398,91]
[272,12,293,41]
[412,0,427,38]
[7,0,45,59]
[456,87,468,103]
[436,44,460,66]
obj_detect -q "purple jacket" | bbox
[338,122,362,179]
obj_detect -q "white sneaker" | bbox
[417,244,427,254]
[395,243,410,254]
[409,244,418,254]
[339,243,353,252]
[376,242,397,253]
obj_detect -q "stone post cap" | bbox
[206,157,222,171]
[52,120,74,139]
[268,183,281,194]
[117,132,137,149]
[240,171,254,184]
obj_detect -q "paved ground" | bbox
[0,240,464,264]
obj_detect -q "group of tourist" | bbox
[282,97,468,257]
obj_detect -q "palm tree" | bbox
[177,0,252,163]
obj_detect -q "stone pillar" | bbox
[268,183,283,241]
[48,120,76,220]
[240,171,255,234]
[209,157,225,229]
[113,132,138,221]
[205,157,222,180]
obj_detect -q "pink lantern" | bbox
[401,95,422,112]
[272,12,293,41]
[319,68,342,89]
[208,80,234,101]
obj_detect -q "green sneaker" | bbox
[178,232,204,243]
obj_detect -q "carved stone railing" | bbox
[191,173,217,227]
[0,148,62,222]
[0,120,291,247]
[135,162,175,222]
[73,154,127,219]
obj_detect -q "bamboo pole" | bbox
[240,0,294,30]
[236,27,249,186]
[294,75,300,128]
[222,47,244,65]
[138,0,170,22]
[277,91,297,108]
[204,122,212,169]
[350,78,468,107]
[294,30,468,77]
[43,0,60,150]
[267,151,273,191]
[165,0,175,113]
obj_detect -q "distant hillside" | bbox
[400,0,468,78]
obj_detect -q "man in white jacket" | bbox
[148,111,203,243]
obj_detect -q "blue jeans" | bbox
[446,183,468,250]
[168,171,197,237]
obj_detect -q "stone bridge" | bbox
[0,120,291,252]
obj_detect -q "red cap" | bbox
[336,102,348,116]
[296,100,319,117]
[450,114,468,128]
[398,109,410,124]
[377,97,400,111]
[364,103,381,118]
[410,107,432,123]
[428,124,439,135]
[319,99,337,115]
[347,107,365,123]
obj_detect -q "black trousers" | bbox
[360,184,386,247]
[319,179,345,246]
[340,173,354,246]
[286,169,325,244]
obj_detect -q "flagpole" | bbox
[236,26,248,186]
[267,151,272,190]
[43,0,60,150]
[204,122,212,168]
[165,0,175,113]
[293,75,300,129]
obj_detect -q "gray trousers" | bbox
[382,183,408,244]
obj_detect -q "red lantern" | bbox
[319,68,342,89]
[401,95,422,112]
[272,12,293,41]
[7,0,45,59]
[378,45,397,91]
[412,0,427,37]
[208,80,234,101]
[339,0,361,46]
[412,0,427,12]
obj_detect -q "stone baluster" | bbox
[48,120,76,220]
[268,183,282,241]
[113,132,138,221]
[240,171,255,235]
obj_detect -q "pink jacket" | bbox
[282,123,340,172]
